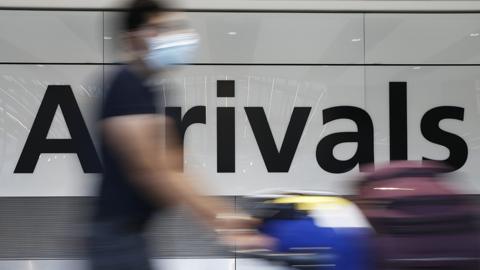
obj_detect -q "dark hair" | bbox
[125,0,168,31]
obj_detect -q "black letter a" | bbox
[14,85,101,173]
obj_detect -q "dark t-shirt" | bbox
[95,67,161,222]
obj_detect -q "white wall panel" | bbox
[104,12,364,64]
[0,65,101,196]
[0,11,103,63]
[366,66,480,193]
[365,14,480,64]
[103,12,122,64]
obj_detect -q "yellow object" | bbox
[271,196,351,211]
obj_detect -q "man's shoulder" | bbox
[106,66,144,96]
[101,66,158,118]
[112,66,142,86]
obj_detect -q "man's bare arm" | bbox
[101,114,235,225]
[101,114,274,248]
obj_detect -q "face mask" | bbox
[144,32,199,70]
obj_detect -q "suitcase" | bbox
[244,191,373,270]
[355,161,480,270]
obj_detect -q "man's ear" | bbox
[123,31,149,57]
[121,32,135,51]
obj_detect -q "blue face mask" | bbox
[144,32,199,70]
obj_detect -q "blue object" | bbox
[260,217,337,252]
[259,216,372,270]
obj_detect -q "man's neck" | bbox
[130,59,157,79]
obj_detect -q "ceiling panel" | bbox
[0,0,480,11]
[365,14,480,64]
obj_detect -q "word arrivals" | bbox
[14,81,467,174]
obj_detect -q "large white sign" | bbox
[1,65,479,196]
[0,11,479,196]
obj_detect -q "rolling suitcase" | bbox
[356,161,480,270]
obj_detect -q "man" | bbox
[90,1,271,269]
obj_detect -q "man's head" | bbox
[123,0,198,70]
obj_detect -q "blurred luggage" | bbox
[242,191,373,270]
[356,161,480,270]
